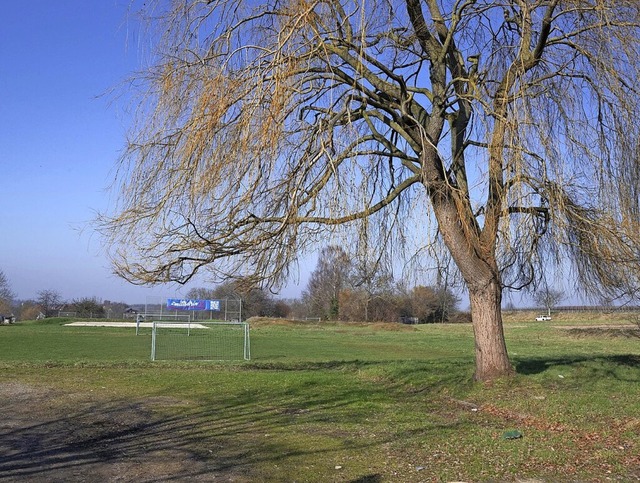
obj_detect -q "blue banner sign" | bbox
[167,299,221,311]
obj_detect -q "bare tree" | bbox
[303,246,352,320]
[338,289,368,322]
[533,286,564,317]
[101,1,640,380]
[0,269,14,315]
[349,250,396,322]
[36,289,63,318]
[185,287,217,301]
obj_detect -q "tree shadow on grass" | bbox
[0,370,450,483]
[515,354,640,379]
[0,398,223,482]
[350,475,383,483]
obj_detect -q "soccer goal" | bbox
[150,321,250,361]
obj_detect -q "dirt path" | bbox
[0,382,248,482]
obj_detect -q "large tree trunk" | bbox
[428,187,514,382]
[468,278,514,381]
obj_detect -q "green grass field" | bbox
[1,314,639,482]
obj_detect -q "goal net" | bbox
[150,321,250,361]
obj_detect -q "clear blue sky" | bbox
[0,1,298,304]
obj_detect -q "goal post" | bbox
[151,321,250,361]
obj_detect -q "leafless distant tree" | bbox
[349,249,396,322]
[185,287,217,301]
[100,1,640,380]
[0,269,14,315]
[533,286,564,317]
[36,289,64,318]
[303,246,352,320]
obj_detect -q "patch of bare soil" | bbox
[0,382,251,482]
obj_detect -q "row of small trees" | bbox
[298,246,460,323]
[0,270,132,320]
[2,261,563,324]
[185,246,460,323]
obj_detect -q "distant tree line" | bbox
[186,246,462,323]
[17,294,130,320]
[1,253,460,323]
[295,246,461,323]
[0,270,133,321]
[0,263,610,324]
